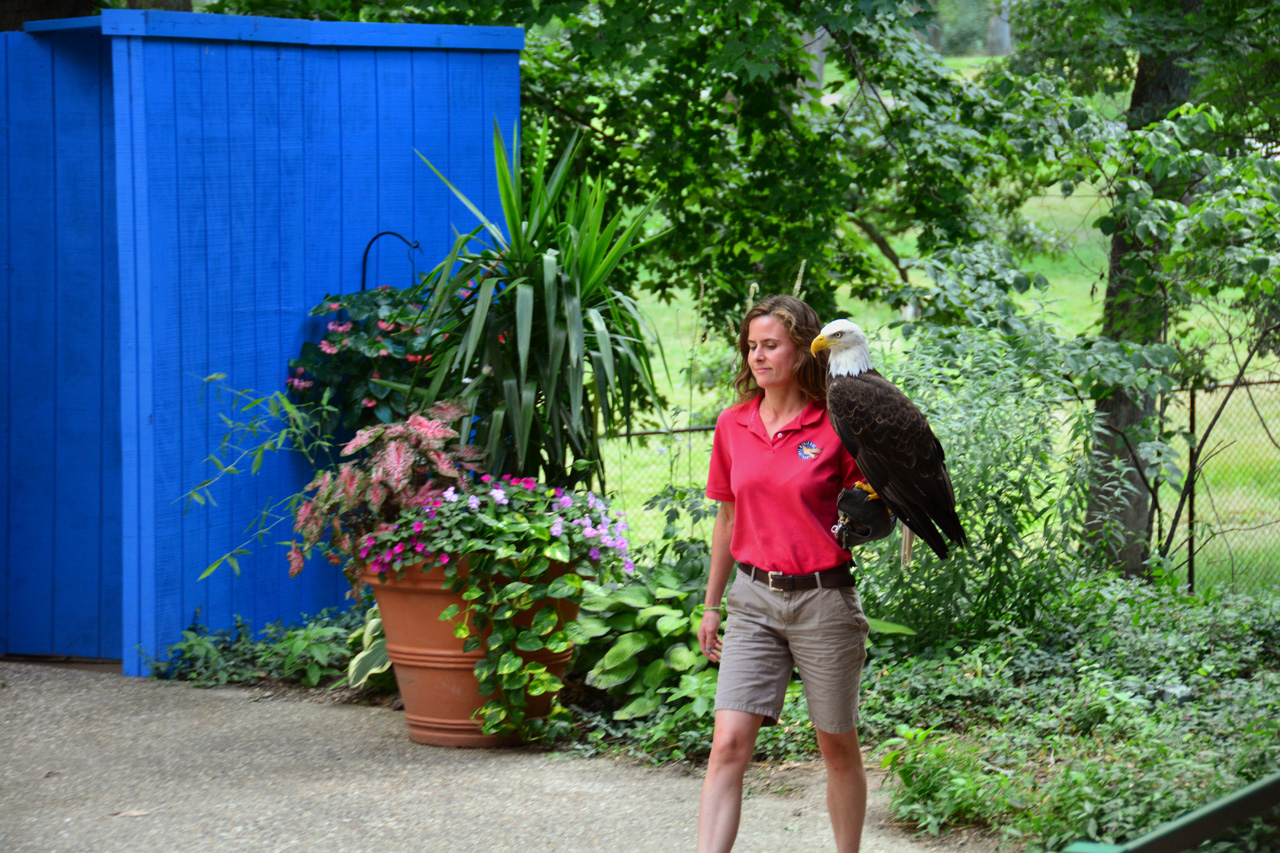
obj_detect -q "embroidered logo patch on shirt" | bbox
[796,440,821,460]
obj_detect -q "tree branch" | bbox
[523,92,623,145]
[852,217,910,285]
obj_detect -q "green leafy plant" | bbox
[287,286,447,432]
[257,622,350,688]
[151,607,365,689]
[149,612,266,687]
[569,486,715,721]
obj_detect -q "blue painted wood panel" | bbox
[1,30,124,659]
[1,31,9,656]
[2,12,522,672]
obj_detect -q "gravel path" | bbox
[0,661,1000,853]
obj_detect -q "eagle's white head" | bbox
[810,319,872,377]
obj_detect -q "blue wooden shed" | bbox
[0,9,522,674]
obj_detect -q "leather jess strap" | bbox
[738,562,855,592]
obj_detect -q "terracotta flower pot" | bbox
[360,558,575,748]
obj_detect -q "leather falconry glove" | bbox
[833,483,896,548]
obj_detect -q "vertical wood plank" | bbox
[197,38,235,636]
[279,43,334,620]
[247,42,284,626]
[6,33,57,656]
[302,47,342,303]
[410,48,451,267]
[338,48,378,295]
[484,49,520,228]
[173,38,210,643]
[445,50,487,252]
[372,48,416,290]
[114,34,156,676]
[0,34,12,655]
[52,31,109,657]
[100,31,123,659]
[224,39,257,630]
[142,37,183,672]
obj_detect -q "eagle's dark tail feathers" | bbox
[898,502,967,561]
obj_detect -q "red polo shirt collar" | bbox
[735,396,827,439]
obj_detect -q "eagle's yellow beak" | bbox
[810,334,831,356]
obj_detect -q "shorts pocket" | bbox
[837,587,870,633]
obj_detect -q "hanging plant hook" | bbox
[361,230,421,291]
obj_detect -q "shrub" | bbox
[852,319,1140,648]
[871,575,1280,851]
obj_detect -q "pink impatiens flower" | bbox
[319,340,339,355]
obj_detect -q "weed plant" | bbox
[151,606,365,689]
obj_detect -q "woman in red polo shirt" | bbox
[696,294,870,853]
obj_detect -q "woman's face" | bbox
[746,314,799,392]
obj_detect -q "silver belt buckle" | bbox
[767,570,787,592]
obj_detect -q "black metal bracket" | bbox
[360,230,421,292]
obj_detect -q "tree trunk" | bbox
[1,1,97,30]
[1086,4,1197,578]
[2,0,191,30]
[986,3,1011,56]
[127,1,193,9]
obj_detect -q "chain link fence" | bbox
[1165,379,1280,592]
[601,381,1280,593]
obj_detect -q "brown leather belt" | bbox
[738,562,855,592]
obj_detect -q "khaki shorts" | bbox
[714,568,870,733]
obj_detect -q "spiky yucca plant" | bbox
[363,120,666,490]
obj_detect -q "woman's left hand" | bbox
[698,609,723,663]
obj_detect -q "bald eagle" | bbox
[811,320,967,561]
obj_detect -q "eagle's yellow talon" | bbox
[854,481,880,500]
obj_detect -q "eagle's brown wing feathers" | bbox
[828,370,967,560]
